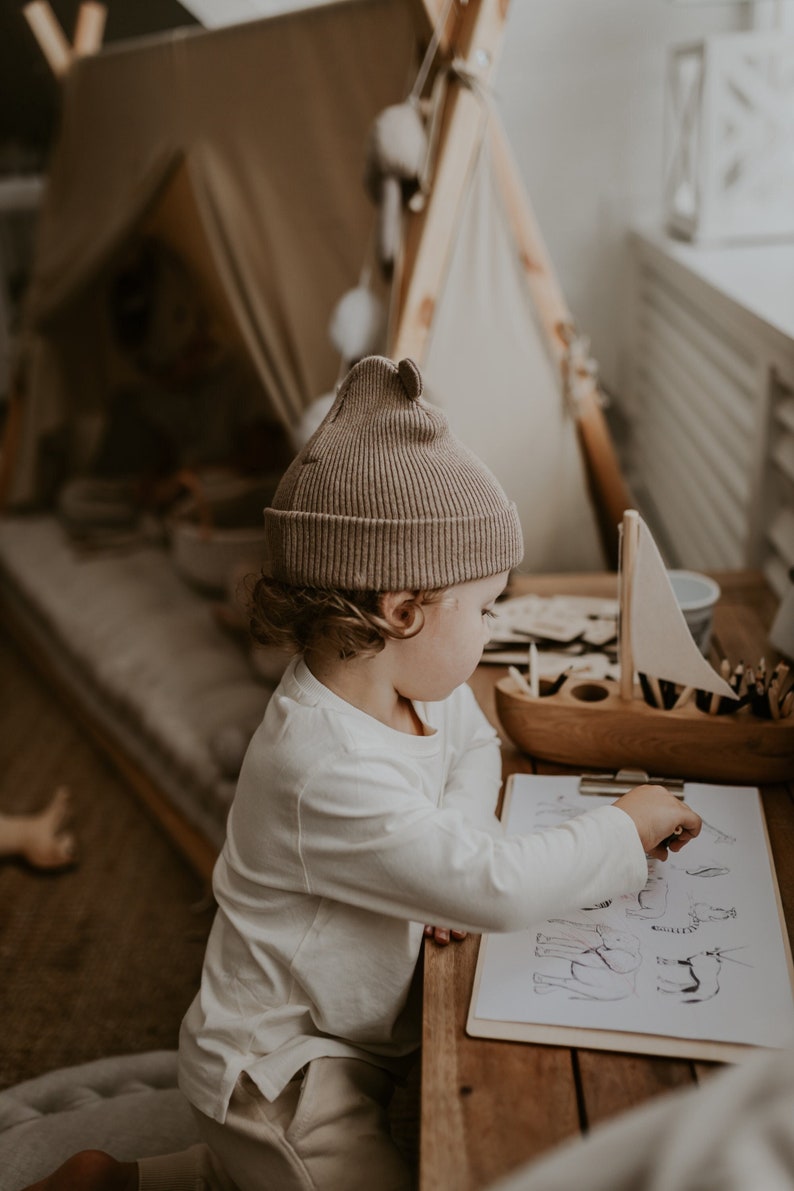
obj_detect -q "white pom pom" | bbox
[328,286,385,362]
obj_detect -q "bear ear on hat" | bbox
[397,358,423,402]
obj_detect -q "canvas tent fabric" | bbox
[9,0,416,506]
[423,133,604,571]
[7,0,611,573]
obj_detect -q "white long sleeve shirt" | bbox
[179,657,647,1122]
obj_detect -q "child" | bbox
[27,356,700,1191]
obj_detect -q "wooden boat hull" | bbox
[495,677,794,785]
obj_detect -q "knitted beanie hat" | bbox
[264,356,523,590]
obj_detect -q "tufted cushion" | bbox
[0,516,276,851]
[0,1052,200,1190]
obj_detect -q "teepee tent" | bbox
[4,0,630,570]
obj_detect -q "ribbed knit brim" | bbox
[265,356,523,590]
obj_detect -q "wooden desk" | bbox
[420,571,793,1191]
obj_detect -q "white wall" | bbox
[495,0,748,396]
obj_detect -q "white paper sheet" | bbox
[471,775,794,1050]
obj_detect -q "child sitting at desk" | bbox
[27,357,700,1191]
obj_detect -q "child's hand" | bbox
[424,925,467,946]
[613,784,701,861]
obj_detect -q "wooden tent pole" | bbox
[488,119,633,568]
[409,0,630,567]
[411,0,458,52]
[73,3,107,56]
[23,2,73,78]
[390,0,510,363]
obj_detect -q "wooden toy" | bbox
[496,512,794,784]
[0,787,75,870]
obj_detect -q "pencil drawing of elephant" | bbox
[533,920,642,1001]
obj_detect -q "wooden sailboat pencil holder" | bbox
[494,676,794,785]
[496,510,794,786]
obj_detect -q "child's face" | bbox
[393,571,509,703]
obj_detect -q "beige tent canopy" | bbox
[5,0,630,570]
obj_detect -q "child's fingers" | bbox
[647,844,671,862]
[649,823,699,861]
[424,926,468,945]
[676,802,702,836]
[668,831,696,852]
[659,803,701,849]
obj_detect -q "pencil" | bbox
[639,673,657,707]
[545,668,572,697]
[730,661,744,695]
[508,665,534,698]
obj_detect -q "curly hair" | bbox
[246,573,447,661]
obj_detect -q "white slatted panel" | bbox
[632,261,758,569]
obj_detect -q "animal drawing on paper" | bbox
[656,947,749,1003]
[700,817,737,847]
[652,898,737,935]
[535,796,583,824]
[627,869,668,920]
[532,920,642,1001]
[682,863,730,879]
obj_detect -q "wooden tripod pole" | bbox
[23,2,72,77]
[407,2,631,568]
[391,0,509,362]
[74,3,107,56]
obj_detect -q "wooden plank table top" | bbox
[419,570,792,1191]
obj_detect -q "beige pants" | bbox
[138,1057,413,1191]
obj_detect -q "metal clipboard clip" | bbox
[578,768,685,798]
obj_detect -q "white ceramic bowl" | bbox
[668,569,721,655]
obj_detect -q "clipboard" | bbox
[466,773,794,1064]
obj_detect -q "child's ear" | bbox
[380,591,421,633]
